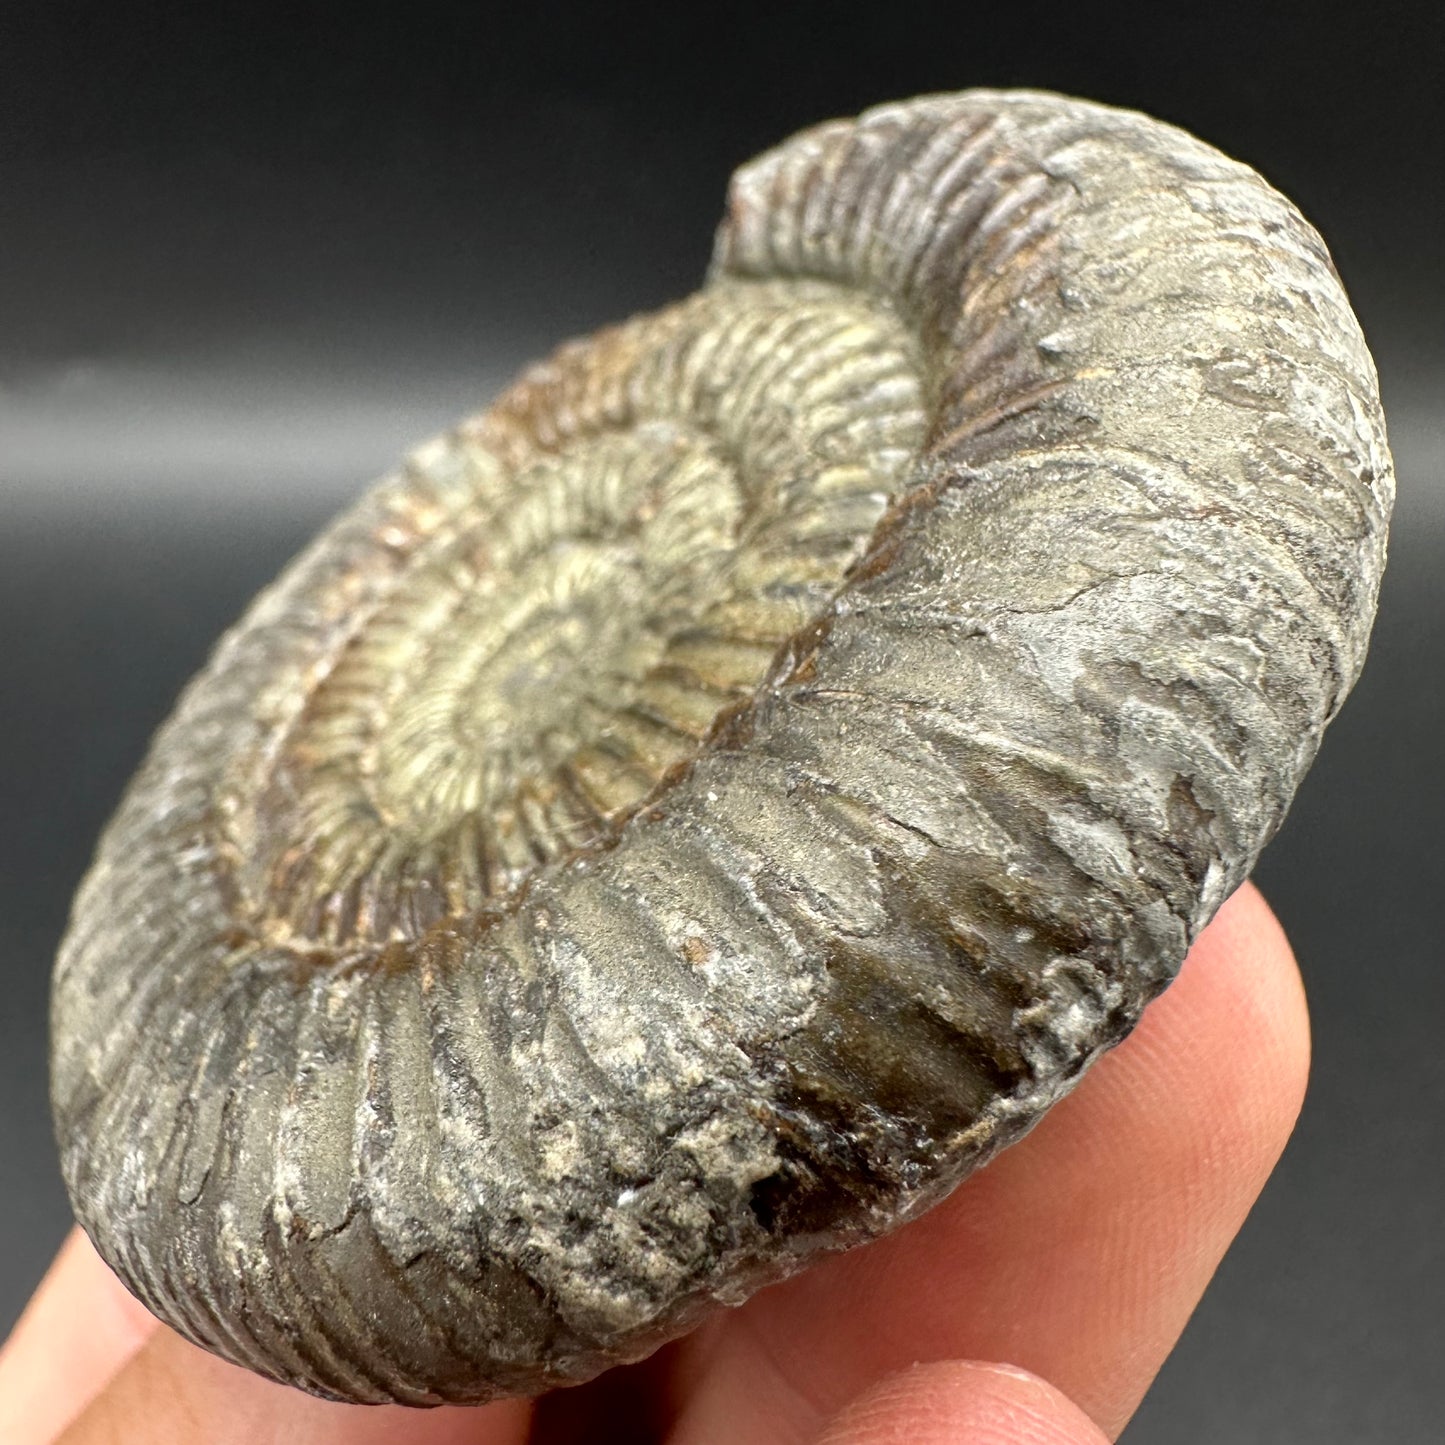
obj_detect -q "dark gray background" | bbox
[2,2,1441,1438]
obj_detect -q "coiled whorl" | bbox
[51,90,1392,1404]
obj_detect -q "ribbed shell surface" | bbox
[50,91,1393,1403]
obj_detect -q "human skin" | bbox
[0,881,1309,1443]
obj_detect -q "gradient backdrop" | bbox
[3,4,1441,1439]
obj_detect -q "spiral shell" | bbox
[50,90,1392,1403]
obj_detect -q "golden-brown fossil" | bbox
[50,90,1393,1403]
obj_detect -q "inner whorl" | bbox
[232,279,926,949]
[51,90,1392,1406]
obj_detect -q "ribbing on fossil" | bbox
[50,89,1392,1405]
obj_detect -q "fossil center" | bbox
[238,282,926,945]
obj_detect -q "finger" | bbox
[812,1361,1110,1445]
[0,1226,159,1443]
[57,1324,532,1445]
[666,881,1310,1444]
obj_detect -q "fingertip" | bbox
[674,879,1317,1442]
[1194,880,1311,1115]
[998,879,1312,1431]
[812,1360,1110,1445]
[1120,880,1311,1195]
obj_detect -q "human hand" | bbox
[0,881,1308,1444]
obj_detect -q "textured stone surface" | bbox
[50,90,1393,1404]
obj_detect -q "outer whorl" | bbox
[50,91,1393,1404]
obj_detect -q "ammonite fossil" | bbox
[50,90,1393,1404]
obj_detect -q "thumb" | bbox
[813,1360,1112,1445]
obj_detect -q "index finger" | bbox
[664,881,1311,1443]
